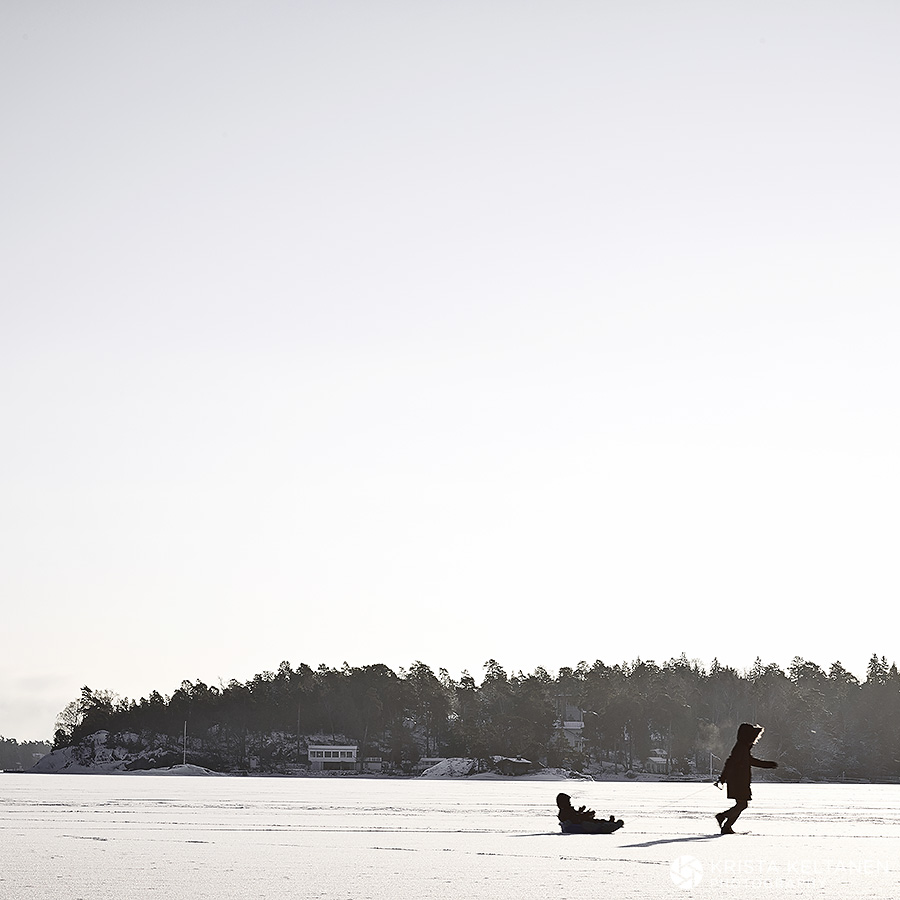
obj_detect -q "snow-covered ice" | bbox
[1,774,897,899]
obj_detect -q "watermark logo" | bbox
[670,855,704,890]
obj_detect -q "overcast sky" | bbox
[3,1,900,740]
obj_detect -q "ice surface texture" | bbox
[1,776,898,900]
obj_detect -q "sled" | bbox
[560,817,624,834]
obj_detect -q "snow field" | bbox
[1,775,897,900]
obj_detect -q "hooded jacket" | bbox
[718,723,777,801]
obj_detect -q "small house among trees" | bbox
[307,744,358,772]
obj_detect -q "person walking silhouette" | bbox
[715,723,778,834]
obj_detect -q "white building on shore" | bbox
[307,745,358,771]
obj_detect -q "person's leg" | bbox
[721,800,748,832]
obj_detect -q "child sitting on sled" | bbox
[556,792,596,825]
[556,792,624,833]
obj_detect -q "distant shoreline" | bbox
[8,767,900,786]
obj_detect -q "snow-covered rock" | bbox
[31,732,223,775]
[419,758,476,777]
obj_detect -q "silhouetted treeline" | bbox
[1,737,51,770]
[54,654,900,780]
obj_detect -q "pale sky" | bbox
[3,1,900,740]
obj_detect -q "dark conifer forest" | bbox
[50,654,900,781]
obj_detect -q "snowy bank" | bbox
[419,758,597,781]
[32,732,129,774]
[419,758,477,777]
[31,732,224,776]
[121,764,222,776]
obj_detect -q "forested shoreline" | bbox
[0,738,52,771]
[49,654,900,780]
